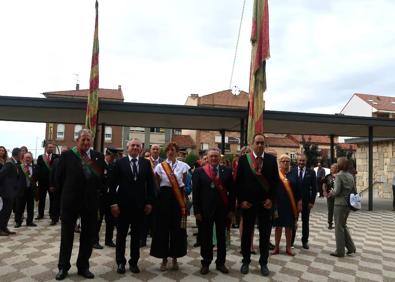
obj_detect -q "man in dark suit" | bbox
[110,138,155,274]
[236,133,279,276]
[36,142,59,222]
[55,129,105,280]
[93,147,119,249]
[14,151,37,228]
[193,148,235,275]
[289,153,317,249]
[0,148,22,236]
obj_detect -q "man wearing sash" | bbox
[236,133,279,276]
[55,129,105,280]
[192,148,235,275]
[14,151,37,228]
[110,138,155,274]
[36,142,58,222]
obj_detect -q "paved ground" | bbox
[0,197,394,282]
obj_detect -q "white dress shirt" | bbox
[154,159,190,188]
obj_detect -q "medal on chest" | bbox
[210,182,215,189]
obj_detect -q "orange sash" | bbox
[202,164,228,208]
[278,170,298,220]
[161,161,187,229]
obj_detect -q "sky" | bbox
[1,0,395,157]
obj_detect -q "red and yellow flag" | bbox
[85,0,99,139]
[247,0,270,144]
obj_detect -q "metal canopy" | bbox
[1,95,395,137]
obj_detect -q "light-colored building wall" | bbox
[341,95,375,116]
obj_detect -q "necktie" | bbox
[25,164,31,175]
[256,156,263,171]
[131,159,138,180]
[213,166,218,177]
[299,168,303,182]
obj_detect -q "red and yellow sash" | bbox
[246,152,270,192]
[161,161,187,229]
[71,147,102,177]
[279,169,298,219]
[202,164,228,208]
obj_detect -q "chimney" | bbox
[76,83,80,90]
[118,85,122,91]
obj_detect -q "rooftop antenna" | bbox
[73,73,80,91]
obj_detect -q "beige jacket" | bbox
[332,171,354,206]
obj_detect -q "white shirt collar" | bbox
[128,155,139,162]
[166,158,177,165]
[253,151,264,158]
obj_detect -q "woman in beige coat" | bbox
[329,157,356,257]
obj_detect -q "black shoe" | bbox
[216,264,229,274]
[117,264,126,274]
[35,216,43,220]
[105,241,116,248]
[3,228,16,235]
[193,242,200,248]
[302,243,309,249]
[346,250,356,256]
[92,243,104,249]
[77,268,94,279]
[130,264,140,273]
[27,222,37,227]
[200,265,209,275]
[55,269,68,280]
[14,223,22,228]
[260,264,270,276]
[328,224,334,230]
[0,230,9,236]
[330,252,344,258]
[269,242,275,250]
[50,220,57,226]
[240,263,249,274]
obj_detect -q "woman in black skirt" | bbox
[272,154,301,256]
[150,142,190,271]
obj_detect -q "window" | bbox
[130,127,145,132]
[173,129,182,135]
[56,124,65,140]
[74,125,82,140]
[150,127,164,133]
[218,143,230,152]
[201,143,209,150]
[105,126,112,142]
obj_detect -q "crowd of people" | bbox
[0,130,358,280]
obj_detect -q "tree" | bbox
[302,136,321,168]
[185,152,199,167]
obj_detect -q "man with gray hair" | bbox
[55,129,105,280]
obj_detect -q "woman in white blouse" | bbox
[150,142,190,271]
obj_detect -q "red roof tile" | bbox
[171,135,196,149]
[355,93,395,112]
[198,89,249,109]
[337,143,357,151]
[265,136,299,148]
[43,87,124,101]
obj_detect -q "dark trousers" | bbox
[51,191,60,222]
[393,185,395,209]
[140,213,153,245]
[0,195,15,231]
[116,210,143,266]
[94,195,116,245]
[37,186,48,217]
[58,212,96,271]
[327,197,335,225]
[15,188,35,224]
[200,209,227,266]
[241,206,272,266]
[292,202,311,245]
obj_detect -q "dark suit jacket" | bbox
[37,153,59,188]
[192,165,235,219]
[0,159,21,200]
[110,156,155,212]
[288,167,317,205]
[236,153,279,206]
[17,164,38,197]
[55,149,105,219]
